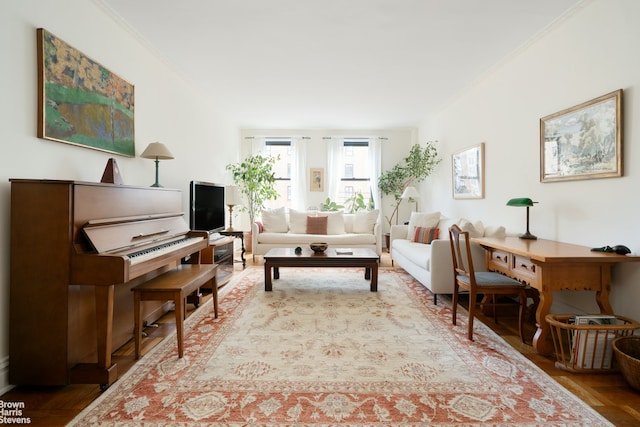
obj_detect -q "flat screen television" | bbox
[189,181,226,234]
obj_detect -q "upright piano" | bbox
[9,179,209,387]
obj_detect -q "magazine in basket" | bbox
[571,315,620,369]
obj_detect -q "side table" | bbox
[219,229,246,267]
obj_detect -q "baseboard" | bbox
[0,355,12,395]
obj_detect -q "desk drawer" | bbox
[512,255,537,281]
[488,250,510,271]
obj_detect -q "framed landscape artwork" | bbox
[452,143,484,199]
[37,28,135,157]
[540,89,622,183]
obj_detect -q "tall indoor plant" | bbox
[378,141,441,229]
[226,154,279,250]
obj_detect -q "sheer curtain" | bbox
[250,137,267,156]
[290,137,308,210]
[368,137,382,210]
[326,137,344,203]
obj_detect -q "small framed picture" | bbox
[452,143,484,199]
[310,168,324,192]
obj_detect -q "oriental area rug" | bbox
[69,267,612,426]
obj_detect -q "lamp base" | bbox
[226,204,235,231]
[519,231,537,240]
[150,158,162,187]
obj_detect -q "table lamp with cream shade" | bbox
[224,185,241,231]
[140,142,174,187]
[401,186,420,212]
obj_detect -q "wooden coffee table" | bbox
[263,247,380,291]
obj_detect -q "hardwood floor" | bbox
[2,252,639,426]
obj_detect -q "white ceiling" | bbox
[98,0,583,130]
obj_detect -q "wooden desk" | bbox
[471,236,640,355]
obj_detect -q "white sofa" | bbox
[390,212,506,304]
[251,207,382,260]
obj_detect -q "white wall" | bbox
[239,128,418,232]
[0,0,238,392]
[420,0,640,317]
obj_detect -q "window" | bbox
[344,164,354,178]
[344,186,354,199]
[336,140,372,207]
[264,139,293,209]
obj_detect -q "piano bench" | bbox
[132,264,218,359]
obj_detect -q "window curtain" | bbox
[250,137,267,156]
[249,137,275,209]
[290,137,308,210]
[368,137,382,210]
[326,137,344,203]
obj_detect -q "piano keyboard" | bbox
[128,236,204,265]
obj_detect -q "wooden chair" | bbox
[448,224,527,342]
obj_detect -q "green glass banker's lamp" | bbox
[506,197,538,240]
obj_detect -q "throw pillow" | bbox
[436,217,460,240]
[352,209,379,234]
[484,225,506,238]
[407,211,441,240]
[289,208,311,234]
[261,207,288,233]
[324,211,346,235]
[459,219,483,238]
[412,226,439,244]
[306,216,328,235]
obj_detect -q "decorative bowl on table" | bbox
[309,242,328,253]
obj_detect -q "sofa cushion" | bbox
[352,209,379,234]
[411,226,439,244]
[261,207,288,232]
[436,217,460,240]
[459,219,483,238]
[484,225,506,237]
[324,211,346,235]
[289,208,311,234]
[307,215,328,234]
[407,211,441,239]
[257,232,375,245]
[393,238,432,270]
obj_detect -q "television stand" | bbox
[208,232,223,242]
[200,236,234,287]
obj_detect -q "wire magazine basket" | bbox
[546,314,640,373]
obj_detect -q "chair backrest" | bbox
[449,224,477,285]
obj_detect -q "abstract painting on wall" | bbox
[37,28,135,157]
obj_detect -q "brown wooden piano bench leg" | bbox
[132,264,218,360]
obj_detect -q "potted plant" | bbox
[378,141,441,245]
[226,154,279,251]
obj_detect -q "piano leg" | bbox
[95,285,115,370]
[70,285,118,389]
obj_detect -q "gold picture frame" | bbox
[540,89,622,183]
[310,168,324,192]
[452,143,484,199]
